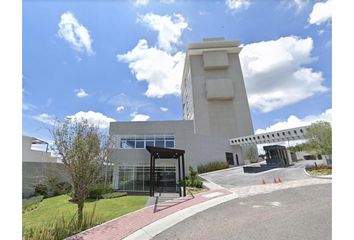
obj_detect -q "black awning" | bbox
[146,146,185,159]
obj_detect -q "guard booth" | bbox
[146,146,187,197]
[263,145,290,167]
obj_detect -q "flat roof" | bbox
[146,146,185,159]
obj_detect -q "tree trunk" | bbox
[77,200,84,228]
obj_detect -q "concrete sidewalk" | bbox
[66,188,232,240]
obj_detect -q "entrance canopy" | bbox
[146,146,186,197]
[146,146,185,159]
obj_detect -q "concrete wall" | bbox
[109,120,244,180]
[183,39,255,140]
[22,162,69,198]
[22,136,57,163]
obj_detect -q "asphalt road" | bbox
[153,183,332,240]
[200,160,323,188]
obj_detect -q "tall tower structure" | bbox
[181,38,254,139]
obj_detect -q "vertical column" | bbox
[182,154,186,197]
[178,156,182,197]
[152,156,155,196]
[150,155,153,196]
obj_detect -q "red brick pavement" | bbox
[67,189,232,240]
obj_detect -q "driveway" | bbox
[153,183,332,240]
[200,160,323,189]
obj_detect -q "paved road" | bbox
[153,183,332,240]
[200,160,323,188]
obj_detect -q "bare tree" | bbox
[50,118,114,227]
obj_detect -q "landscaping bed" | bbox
[306,164,332,176]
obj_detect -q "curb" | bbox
[199,161,264,177]
[303,169,332,179]
[123,193,239,240]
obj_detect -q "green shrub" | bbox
[101,192,127,199]
[197,161,229,174]
[34,183,48,197]
[23,195,44,212]
[87,185,113,199]
[23,203,102,240]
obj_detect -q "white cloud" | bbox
[66,111,116,129]
[255,108,332,134]
[58,12,93,55]
[137,13,188,53]
[134,0,149,6]
[117,39,185,98]
[116,106,125,112]
[225,0,251,11]
[308,0,332,25]
[75,88,88,98]
[160,0,175,4]
[286,0,309,13]
[160,107,168,112]
[240,36,328,112]
[23,102,37,111]
[33,113,56,125]
[130,112,150,121]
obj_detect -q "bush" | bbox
[23,203,101,240]
[87,185,113,199]
[101,192,127,199]
[197,161,229,174]
[23,195,44,212]
[55,182,72,195]
[34,183,48,197]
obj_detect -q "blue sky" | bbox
[22,0,332,141]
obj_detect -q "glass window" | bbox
[155,140,164,148]
[166,140,174,148]
[136,140,144,149]
[126,138,135,149]
[146,140,154,147]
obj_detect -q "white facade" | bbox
[109,38,256,192]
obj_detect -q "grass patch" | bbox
[23,194,148,234]
[197,161,229,174]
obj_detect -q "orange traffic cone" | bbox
[262,179,266,184]
[273,178,278,184]
[278,177,282,183]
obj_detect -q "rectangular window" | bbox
[165,140,174,148]
[135,137,144,149]
[126,138,135,149]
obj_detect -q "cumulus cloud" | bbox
[225,0,251,11]
[75,88,88,98]
[58,12,93,55]
[308,0,332,25]
[137,13,188,53]
[116,106,125,112]
[118,39,185,98]
[160,107,168,112]
[130,112,150,121]
[255,108,332,134]
[134,0,149,6]
[33,113,56,125]
[240,36,328,112]
[66,111,116,129]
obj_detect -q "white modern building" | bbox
[109,38,257,194]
